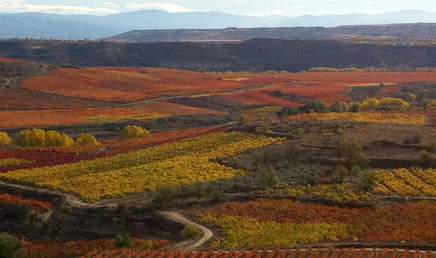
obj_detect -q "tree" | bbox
[358,170,380,192]
[349,102,361,113]
[339,137,369,169]
[76,133,100,146]
[299,100,329,113]
[45,130,74,147]
[417,150,432,166]
[120,125,150,140]
[329,101,348,113]
[0,132,13,146]
[17,129,45,147]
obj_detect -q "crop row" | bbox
[287,112,426,125]
[201,215,349,248]
[0,132,283,200]
[22,238,171,258]
[375,168,436,196]
[84,248,434,258]
[222,91,301,107]
[260,183,372,202]
[197,199,436,247]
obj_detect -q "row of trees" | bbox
[0,125,150,148]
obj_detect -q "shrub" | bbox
[150,185,179,209]
[140,240,153,249]
[114,234,131,248]
[349,102,361,113]
[276,162,320,186]
[329,101,348,113]
[120,125,150,140]
[417,150,432,166]
[180,226,200,241]
[0,233,23,258]
[361,98,380,111]
[75,133,100,146]
[299,100,329,113]
[406,93,416,103]
[339,137,369,169]
[260,167,280,187]
[0,132,14,146]
[358,170,380,192]
[271,90,284,97]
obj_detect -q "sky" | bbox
[1,0,436,16]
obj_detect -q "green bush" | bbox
[299,100,329,113]
[329,101,348,113]
[339,137,369,169]
[276,162,320,186]
[417,150,432,166]
[140,240,153,249]
[349,102,361,113]
[180,226,200,241]
[114,234,132,248]
[260,167,280,187]
[358,170,380,192]
[0,233,23,258]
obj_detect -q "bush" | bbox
[0,233,23,258]
[76,133,100,146]
[339,137,369,169]
[260,167,280,187]
[276,162,320,186]
[417,150,432,166]
[329,101,348,113]
[150,185,179,208]
[140,240,153,249]
[349,102,361,113]
[0,132,14,146]
[114,234,132,248]
[299,100,329,113]
[361,98,380,111]
[120,125,150,140]
[180,226,200,241]
[358,170,380,192]
[271,90,284,97]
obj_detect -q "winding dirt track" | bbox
[159,211,213,250]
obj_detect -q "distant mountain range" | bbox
[0,10,436,40]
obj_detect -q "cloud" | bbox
[0,0,119,15]
[125,2,191,13]
[103,2,118,9]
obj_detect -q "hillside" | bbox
[0,39,435,72]
[105,23,436,42]
[0,10,436,40]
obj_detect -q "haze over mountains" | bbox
[1,9,436,40]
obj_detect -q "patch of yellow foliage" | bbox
[201,215,350,248]
[0,132,283,201]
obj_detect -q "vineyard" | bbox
[0,132,283,200]
[287,112,427,125]
[197,199,436,247]
[83,248,435,258]
[2,59,436,254]
[375,168,436,196]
